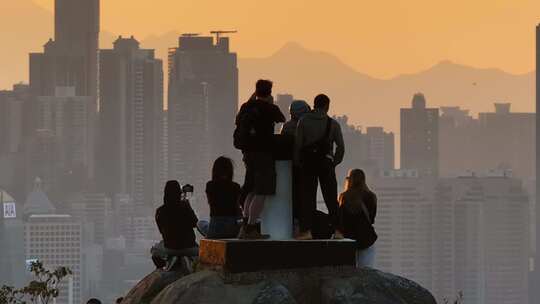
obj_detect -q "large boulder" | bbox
[320,268,437,304]
[121,267,436,304]
[121,269,186,304]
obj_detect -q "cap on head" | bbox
[289,100,310,118]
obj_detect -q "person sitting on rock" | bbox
[197,156,242,239]
[152,180,199,270]
[338,169,378,268]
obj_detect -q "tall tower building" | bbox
[98,36,164,210]
[36,87,96,195]
[168,34,238,195]
[534,23,540,304]
[400,93,439,177]
[23,181,83,304]
[30,0,99,97]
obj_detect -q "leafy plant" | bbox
[0,260,72,304]
[442,292,463,304]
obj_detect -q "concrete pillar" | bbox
[261,161,293,239]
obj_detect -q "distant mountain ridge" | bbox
[239,42,534,133]
[0,2,534,134]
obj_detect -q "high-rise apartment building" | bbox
[400,93,439,177]
[439,104,534,180]
[373,171,530,304]
[365,127,395,172]
[0,85,26,154]
[0,189,25,287]
[36,87,96,194]
[25,214,83,304]
[335,116,394,183]
[98,36,164,209]
[533,22,540,304]
[23,181,82,304]
[29,0,99,97]
[168,34,238,195]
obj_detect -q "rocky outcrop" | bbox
[121,267,436,304]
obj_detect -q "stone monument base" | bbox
[199,239,357,273]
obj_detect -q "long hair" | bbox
[163,180,182,205]
[212,156,234,181]
[344,169,369,192]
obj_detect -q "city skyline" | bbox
[22,0,540,77]
[0,2,538,304]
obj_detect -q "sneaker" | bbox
[237,224,247,239]
[243,225,270,240]
[332,230,344,240]
[295,230,313,240]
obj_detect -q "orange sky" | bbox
[31,0,540,78]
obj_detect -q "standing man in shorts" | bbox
[234,79,285,239]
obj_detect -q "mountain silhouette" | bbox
[0,2,533,134]
[240,43,534,133]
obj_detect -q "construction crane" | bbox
[210,30,237,42]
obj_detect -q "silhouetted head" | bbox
[87,299,102,304]
[116,297,124,304]
[344,169,368,192]
[163,180,182,205]
[212,156,234,181]
[314,94,330,113]
[255,79,273,99]
[289,100,310,120]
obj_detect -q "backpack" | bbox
[233,104,260,150]
[300,118,333,165]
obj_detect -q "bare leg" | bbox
[243,192,255,218]
[248,195,266,224]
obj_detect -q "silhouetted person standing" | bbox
[295,94,345,240]
[234,79,286,239]
[339,169,378,267]
[281,100,311,137]
[281,100,311,229]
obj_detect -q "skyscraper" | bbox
[36,87,96,196]
[533,22,540,304]
[23,181,83,304]
[439,103,534,180]
[374,171,530,304]
[29,0,99,97]
[168,34,238,194]
[400,93,439,177]
[98,36,164,210]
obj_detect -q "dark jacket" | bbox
[295,110,345,165]
[206,180,242,217]
[156,200,198,250]
[236,99,286,151]
[339,189,377,241]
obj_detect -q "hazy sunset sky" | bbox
[29,0,540,78]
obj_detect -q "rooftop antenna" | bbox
[210,30,237,42]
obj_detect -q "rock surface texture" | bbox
[121,267,436,304]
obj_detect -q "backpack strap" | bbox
[313,117,332,147]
